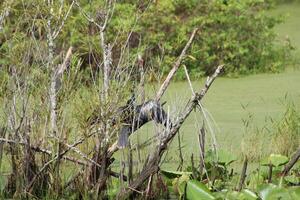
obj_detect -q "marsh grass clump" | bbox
[271,101,300,156]
[241,99,300,161]
[241,130,267,162]
[241,111,269,161]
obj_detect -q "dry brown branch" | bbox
[0,138,51,154]
[138,54,145,103]
[191,154,197,179]
[268,164,273,183]
[23,133,38,187]
[128,141,133,184]
[176,131,184,171]
[0,127,7,169]
[237,156,248,192]
[119,65,224,199]
[281,148,300,176]
[57,47,73,77]
[156,28,199,101]
[199,123,205,178]
[0,137,84,166]
[183,65,195,96]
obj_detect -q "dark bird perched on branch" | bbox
[117,99,171,148]
[88,94,172,148]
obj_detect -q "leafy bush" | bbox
[0,0,293,81]
[129,0,294,77]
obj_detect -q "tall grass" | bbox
[241,99,300,161]
[271,101,300,155]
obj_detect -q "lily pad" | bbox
[261,154,289,167]
[258,184,294,200]
[241,189,259,200]
[289,187,300,199]
[206,149,237,166]
[186,180,216,200]
[285,175,300,185]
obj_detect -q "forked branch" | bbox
[119,65,224,198]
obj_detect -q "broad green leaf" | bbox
[186,180,216,200]
[178,174,190,198]
[257,184,277,200]
[206,149,237,166]
[214,190,228,199]
[261,154,289,167]
[223,190,258,200]
[285,175,300,185]
[225,191,241,200]
[241,189,259,200]
[289,187,300,199]
[258,184,293,200]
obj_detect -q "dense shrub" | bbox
[138,0,294,78]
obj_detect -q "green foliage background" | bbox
[0,0,294,81]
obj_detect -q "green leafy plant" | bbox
[261,154,289,167]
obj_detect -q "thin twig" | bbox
[146,174,153,199]
[183,65,195,96]
[268,164,273,183]
[199,123,205,178]
[176,131,184,171]
[52,1,75,39]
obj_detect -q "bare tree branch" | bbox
[156,28,199,101]
[281,148,300,176]
[119,65,224,198]
[52,1,75,39]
